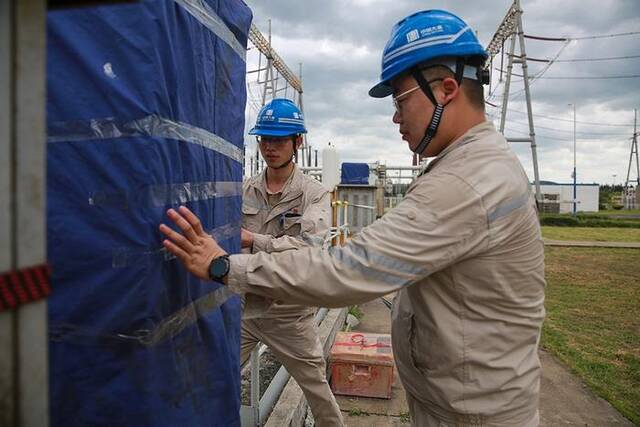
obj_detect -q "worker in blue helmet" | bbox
[161,11,545,427]
[242,98,343,426]
[369,9,490,158]
[249,98,307,170]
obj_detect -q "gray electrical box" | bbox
[337,185,377,235]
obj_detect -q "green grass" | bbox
[542,226,640,242]
[399,411,411,423]
[543,247,640,424]
[593,209,640,216]
[348,408,368,417]
[348,305,364,320]
[540,213,640,228]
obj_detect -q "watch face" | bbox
[210,256,229,279]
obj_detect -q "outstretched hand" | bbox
[159,206,227,281]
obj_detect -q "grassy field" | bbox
[592,209,640,216]
[542,226,640,242]
[543,247,640,424]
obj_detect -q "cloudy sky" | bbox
[242,0,640,186]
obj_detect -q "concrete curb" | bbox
[264,307,347,427]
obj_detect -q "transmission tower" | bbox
[624,109,639,188]
[623,109,639,209]
[485,0,542,202]
[247,21,310,177]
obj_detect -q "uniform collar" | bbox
[250,164,304,204]
[423,121,495,175]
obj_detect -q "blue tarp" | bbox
[46,1,251,425]
[341,162,370,185]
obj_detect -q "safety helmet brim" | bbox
[369,81,394,98]
[248,127,306,137]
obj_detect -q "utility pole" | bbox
[571,103,577,215]
[257,20,274,176]
[298,62,306,167]
[624,109,639,210]
[624,108,639,188]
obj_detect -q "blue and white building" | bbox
[538,181,600,213]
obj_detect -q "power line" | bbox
[508,53,640,63]
[572,31,640,40]
[485,103,636,128]
[499,125,630,143]
[499,126,571,142]
[503,118,631,136]
[555,54,640,63]
[527,74,640,80]
[523,34,567,42]
[524,30,640,41]
[495,69,640,80]
[491,39,570,101]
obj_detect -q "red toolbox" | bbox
[329,332,394,399]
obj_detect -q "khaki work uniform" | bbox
[229,122,546,427]
[240,165,343,427]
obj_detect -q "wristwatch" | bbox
[208,254,230,281]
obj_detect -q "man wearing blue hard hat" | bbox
[239,98,343,426]
[161,10,544,427]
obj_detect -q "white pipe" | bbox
[250,346,260,424]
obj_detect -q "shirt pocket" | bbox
[409,314,430,373]
[242,205,262,230]
[392,294,431,375]
[281,214,302,236]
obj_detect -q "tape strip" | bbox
[48,114,244,164]
[174,0,247,61]
[89,181,242,209]
[49,285,236,346]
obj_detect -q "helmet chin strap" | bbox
[410,58,465,156]
[413,103,444,156]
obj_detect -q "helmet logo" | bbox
[262,109,276,122]
[293,112,299,119]
[406,29,419,43]
[420,24,444,38]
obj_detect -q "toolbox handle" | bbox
[353,364,371,377]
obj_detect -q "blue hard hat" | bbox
[369,10,488,98]
[249,98,307,137]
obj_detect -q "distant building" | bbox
[623,186,638,210]
[537,181,599,214]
